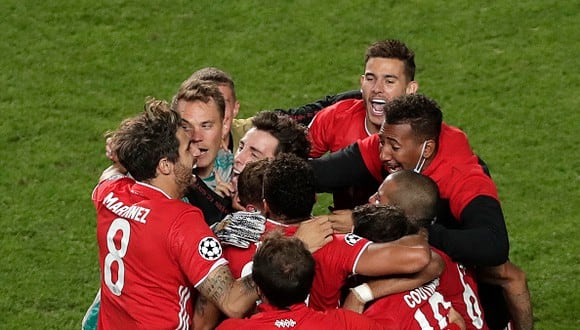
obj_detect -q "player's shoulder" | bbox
[313,99,364,121]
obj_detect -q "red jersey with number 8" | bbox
[93,177,227,329]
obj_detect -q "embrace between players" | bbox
[85,40,533,330]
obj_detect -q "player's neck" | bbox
[364,116,381,135]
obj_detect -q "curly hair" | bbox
[262,153,315,223]
[111,97,182,181]
[251,111,310,159]
[365,39,416,81]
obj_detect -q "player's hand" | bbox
[446,307,467,330]
[104,137,127,174]
[213,169,235,198]
[213,211,266,248]
[328,209,354,234]
[294,216,333,253]
[342,290,365,314]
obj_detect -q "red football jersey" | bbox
[222,219,371,311]
[308,99,370,158]
[217,302,385,330]
[93,177,227,329]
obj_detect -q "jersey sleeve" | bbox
[310,142,378,193]
[307,106,336,158]
[357,135,383,182]
[447,169,498,220]
[169,208,228,287]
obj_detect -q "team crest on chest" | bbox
[198,237,223,261]
[344,233,363,246]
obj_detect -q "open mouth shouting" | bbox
[370,99,386,117]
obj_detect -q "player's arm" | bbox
[273,90,361,126]
[310,142,379,193]
[478,262,533,330]
[197,265,258,318]
[354,234,431,276]
[343,250,445,312]
[192,294,223,330]
[428,195,509,266]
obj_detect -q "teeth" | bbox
[233,169,241,175]
[372,99,386,104]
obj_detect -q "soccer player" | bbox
[93,99,257,328]
[311,94,532,330]
[171,79,235,225]
[217,233,386,330]
[225,153,436,312]
[358,171,489,330]
[349,204,467,330]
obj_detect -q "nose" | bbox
[379,143,391,162]
[233,149,248,172]
[190,143,201,157]
[371,78,385,94]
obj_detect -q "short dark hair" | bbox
[186,67,236,100]
[383,94,442,143]
[365,39,416,81]
[251,111,310,159]
[171,80,226,119]
[383,170,439,228]
[238,158,270,208]
[111,98,182,181]
[352,204,416,243]
[263,153,315,223]
[252,231,315,309]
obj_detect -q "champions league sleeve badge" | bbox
[344,233,363,246]
[198,237,223,261]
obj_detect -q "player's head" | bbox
[111,98,198,196]
[233,111,310,177]
[171,80,225,178]
[379,94,442,174]
[185,67,240,134]
[262,153,316,223]
[252,231,315,309]
[352,204,416,243]
[368,170,439,229]
[361,39,419,130]
[237,158,270,212]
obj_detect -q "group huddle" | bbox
[83,40,532,329]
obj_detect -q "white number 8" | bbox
[104,218,131,296]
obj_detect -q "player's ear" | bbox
[158,158,173,175]
[423,139,436,159]
[245,204,257,212]
[406,81,419,94]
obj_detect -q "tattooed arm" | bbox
[192,295,223,330]
[196,265,258,319]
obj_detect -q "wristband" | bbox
[351,283,374,303]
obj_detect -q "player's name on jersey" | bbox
[403,278,440,308]
[103,192,151,224]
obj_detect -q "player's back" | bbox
[217,302,385,330]
[434,248,488,330]
[94,178,224,329]
[309,233,371,311]
[363,278,456,329]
